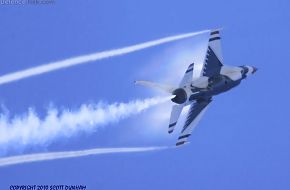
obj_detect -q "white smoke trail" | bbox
[0,96,172,152]
[0,30,209,85]
[0,146,168,167]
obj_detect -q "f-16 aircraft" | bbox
[135,29,257,146]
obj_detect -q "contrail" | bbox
[0,146,168,167]
[0,30,209,85]
[0,96,173,153]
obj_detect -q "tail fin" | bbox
[134,80,176,93]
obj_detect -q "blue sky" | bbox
[0,0,290,189]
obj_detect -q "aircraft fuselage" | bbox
[189,75,241,100]
[171,65,257,105]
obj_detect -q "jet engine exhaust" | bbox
[171,88,187,104]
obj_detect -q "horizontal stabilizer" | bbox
[135,80,176,93]
[179,63,194,87]
[176,99,211,146]
[168,104,184,133]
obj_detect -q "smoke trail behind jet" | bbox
[0,30,209,85]
[0,146,168,167]
[0,96,172,153]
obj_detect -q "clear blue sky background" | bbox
[0,0,290,189]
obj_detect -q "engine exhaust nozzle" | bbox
[171,88,187,104]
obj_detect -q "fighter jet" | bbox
[135,29,257,146]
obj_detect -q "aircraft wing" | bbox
[179,29,224,87]
[176,99,211,146]
[202,29,224,77]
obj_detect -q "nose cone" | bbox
[252,67,258,74]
